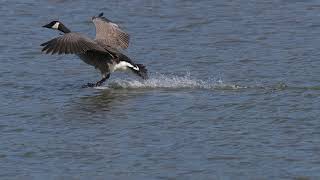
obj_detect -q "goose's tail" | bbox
[132,63,148,80]
[118,54,148,80]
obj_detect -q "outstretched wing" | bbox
[41,32,107,54]
[92,14,130,50]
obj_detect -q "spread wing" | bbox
[41,32,107,54]
[92,15,130,50]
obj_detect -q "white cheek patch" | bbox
[52,22,60,29]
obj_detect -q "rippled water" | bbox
[1,0,320,179]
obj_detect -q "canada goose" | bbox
[41,13,148,87]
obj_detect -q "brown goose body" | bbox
[41,13,148,87]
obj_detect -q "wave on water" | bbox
[94,73,247,90]
[94,73,320,92]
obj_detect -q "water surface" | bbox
[1,0,320,179]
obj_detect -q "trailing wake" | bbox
[95,73,247,90]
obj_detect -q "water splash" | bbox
[95,73,247,90]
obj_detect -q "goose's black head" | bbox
[43,21,60,29]
[42,21,71,34]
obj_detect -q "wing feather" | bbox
[92,16,130,50]
[41,32,107,55]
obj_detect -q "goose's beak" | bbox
[42,23,51,28]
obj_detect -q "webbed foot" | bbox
[82,83,96,88]
[81,74,110,88]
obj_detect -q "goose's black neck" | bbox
[59,24,71,33]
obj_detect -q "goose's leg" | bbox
[82,74,110,88]
[95,73,110,86]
